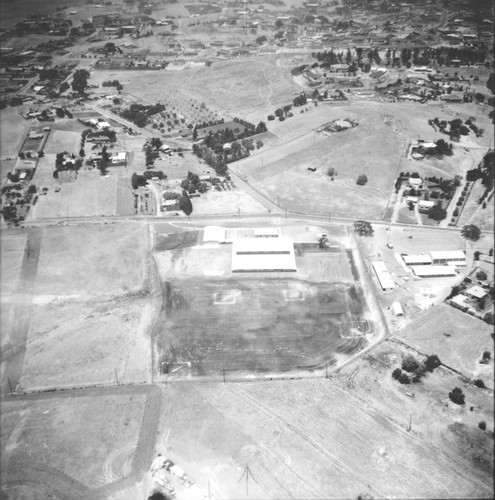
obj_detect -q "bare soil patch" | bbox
[0,392,145,488]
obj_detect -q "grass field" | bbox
[43,130,81,155]
[396,304,494,388]
[33,223,149,296]
[0,108,29,157]
[31,167,123,219]
[19,295,153,389]
[0,392,145,486]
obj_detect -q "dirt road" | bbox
[1,228,42,395]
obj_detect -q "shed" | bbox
[450,294,469,308]
[391,301,404,316]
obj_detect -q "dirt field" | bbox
[104,55,297,124]
[189,188,267,215]
[151,226,380,379]
[0,392,145,486]
[396,304,494,388]
[149,340,493,499]
[0,223,155,391]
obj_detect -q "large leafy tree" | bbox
[353,220,374,237]
[427,204,447,221]
[71,69,90,95]
[461,224,481,241]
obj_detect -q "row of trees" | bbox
[191,143,228,176]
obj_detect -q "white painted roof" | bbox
[232,237,296,272]
[411,265,457,277]
[371,261,395,290]
[402,254,433,265]
[466,285,487,299]
[429,250,466,260]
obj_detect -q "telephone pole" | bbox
[237,465,257,496]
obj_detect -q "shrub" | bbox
[27,184,37,194]
[448,387,465,405]
[392,368,402,380]
[402,355,420,373]
[356,174,368,186]
[479,421,487,431]
[482,351,491,361]
[474,379,485,389]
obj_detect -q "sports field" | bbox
[152,227,378,379]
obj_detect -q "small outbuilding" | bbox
[391,301,404,316]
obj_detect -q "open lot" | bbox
[31,165,130,219]
[396,304,494,389]
[148,339,493,500]
[0,392,145,489]
[0,223,155,392]
[232,99,492,220]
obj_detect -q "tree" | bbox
[424,355,441,372]
[275,19,284,28]
[448,387,465,405]
[27,184,37,194]
[398,373,410,384]
[55,107,65,118]
[487,73,494,93]
[474,379,485,389]
[402,355,420,373]
[179,190,193,216]
[59,81,70,93]
[461,224,481,242]
[478,421,487,431]
[427,204,447,221]
[327,167,337,177]
[474,251,481,261]
[353,220,374,237]
[482,351,491,362]
[408,201,414,211]
[392,368,402,380]
[71,69,90,95]
[489,248,493,257]
[476,270,487,280]
[356,174,368,186]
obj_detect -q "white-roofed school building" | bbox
[411,265,457,278]
[231,237,297,273]
[429,250,466,266]
[371,261,395,290]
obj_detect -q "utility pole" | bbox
[114,368,120,386]
[325,363,328,379]
[222,367,226,383]
[238,465,257,496]
[407,413,412,432]
[7,377,14,394]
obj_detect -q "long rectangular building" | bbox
[371,261,395,290]
[411,265,457,277]
[231,237,296,272]
[429,250,466,266]
[402,254,433,266]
